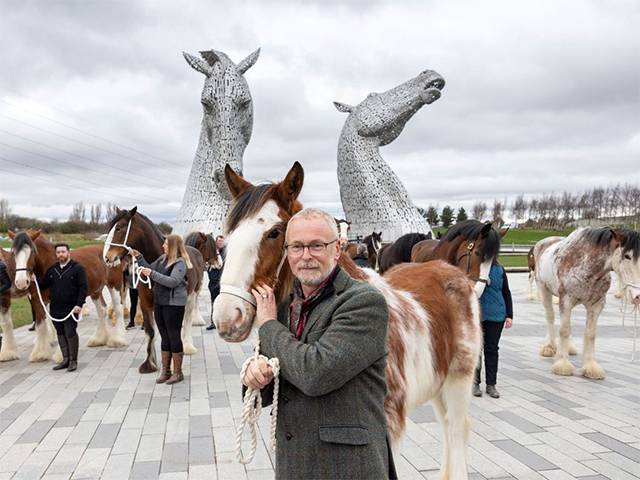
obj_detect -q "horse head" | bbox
[335,218,352,246]
[184,231,220,268]
[611,228,640,304]
[334,70,444,146]
[9,228,40,290]
[213,161,304,342]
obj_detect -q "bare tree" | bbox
[472,201,487,221]
[90,204,103,225]
[511,194,527,226]
[105,203,118,223]
[492,200,504,227]
[69,202,86,222]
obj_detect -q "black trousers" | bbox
[154,304,185,353]
[474,320,505,386]
[52,313,78,338]
[129,288,138,324]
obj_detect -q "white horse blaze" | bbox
[14,245,31,290]
[214,200,282,334]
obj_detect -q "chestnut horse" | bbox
[10,230,128,361]
[213,162,481,479]
[533,227,640,379]
[378,232,432,274]
[103,207,206,372]
[184,231,221,326]
[412,220,504,295]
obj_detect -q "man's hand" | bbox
[243,357,274,390]
[251,284,277,328]
[140,267,152,277]
[72,306,82,315]
[505,317,513,329]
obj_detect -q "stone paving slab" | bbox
[1,273,639,478]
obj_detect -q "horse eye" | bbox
[267,229,280,239]
[625,253,632,260]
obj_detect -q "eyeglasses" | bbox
[284,239,338,256]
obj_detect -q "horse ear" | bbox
[224,164,252,199]
[183,51,212,76]
[237,48,260,74]
[128,206,137,218]
[333,101,353,113]
[480,222,493,237]
[30,229,41,241]
[7,229,15,239]
[612,228,626,246]
[277,161,304,204]
[499,227,510,239]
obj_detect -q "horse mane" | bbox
[578,227,619,251]
[226,183,277,233]
[440,220,501,261]
[184,232,202,247]
[11,231,37,254]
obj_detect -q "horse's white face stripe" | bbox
[14,245,31,289]
[221,200,281,290]
[337,222,349,241]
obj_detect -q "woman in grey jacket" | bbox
[132,234,192,385]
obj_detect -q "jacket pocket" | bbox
[319,425,370,445]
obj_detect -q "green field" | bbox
[0,232,102,249]
[8,297,33,329]
[433,227,573,245]
[499,255,528,268]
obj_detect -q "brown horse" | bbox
[213,162,481,479]
[412,220,505,295]
[103,207,205,373]
[362,231,383,270]
[184,231,221,326]
[10,230,128,362]
[377,232,432,274]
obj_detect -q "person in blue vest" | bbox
[473,260,513,398]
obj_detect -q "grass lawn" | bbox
[499,255,528,268]
[433,227,573,246]
[9,297,33,329]
[0,234,102,249]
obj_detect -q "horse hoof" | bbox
[0,350,19,362]
[578,362,606,380]
[551,359,575,376]
[139,361,158,374]
[86,336,106,347]
[183,343,197,355]
[540,344,557,357]
[29,351,51,362]
[106,337,128,348]
[568,343,579,356]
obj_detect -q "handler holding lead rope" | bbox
[239,208,396,479]
[35,243,87,372]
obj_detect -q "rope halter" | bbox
[103,219,151,289]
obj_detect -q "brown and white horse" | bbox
[362,231,383,270]
[412,220,505,296]
[10,230,128,360]
[334,218,351,247]
[533,227,640,379]
[103,207,206,372]
[184,231,221,326]
[213,162,481,479]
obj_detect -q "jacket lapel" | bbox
[299,269,353,342]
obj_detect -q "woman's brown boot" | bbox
[156,351,172,384]
[166,353,184,385]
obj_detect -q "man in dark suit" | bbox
[244,208,394,479]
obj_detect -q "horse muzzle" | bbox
[213,294,255,343]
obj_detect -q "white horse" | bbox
[533,227,640,379]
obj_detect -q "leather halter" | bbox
[457,241,489,284]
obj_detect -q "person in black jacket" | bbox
[206,235,225,331]
[37,243,87,372]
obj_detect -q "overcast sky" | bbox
[0,0,638,225]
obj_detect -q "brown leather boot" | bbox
[166,352,184,385]
[156,351,172,384]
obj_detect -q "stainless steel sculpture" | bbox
[173,48,260,235]
[334,70,445,242]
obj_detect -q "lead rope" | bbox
[233,249,288,464]
[103,219,151,289]
[32,276,82,323]
[236,340,280,464]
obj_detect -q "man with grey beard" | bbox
[242,208,396,479]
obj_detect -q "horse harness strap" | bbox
[457,241,490,285]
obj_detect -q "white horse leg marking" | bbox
[191,291,206,326]
[526,271,538,300]
[577,300,606,379]
[552,296,576,376]
[539,286,557,357]
[182,292,197,355]
[30,319,54,362]
[431,394,449,480]
[0,308,19,361]
[45,315,57,344]
[106,287,127,348]
[87,297,108,347]
[441,377,471,480]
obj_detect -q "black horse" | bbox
[378,232,432,274]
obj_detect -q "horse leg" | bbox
[539,286,557,357]
[182,292,198,355]
[441,377,471,480]
[87,295,108,347]
[526,271,538,300]
[139,290,157,374]
[431,394,450,480]
[552,296,576,376]
[613,270,625,299]
[122,287,130,319]
[105,287,127,348]
[29,317,55,362]
[576,300,606,379]
[191,292,206,326]
[0,306,19,361]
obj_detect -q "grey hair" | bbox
[286,208,339,241]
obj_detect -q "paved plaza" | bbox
[1,273,639,479]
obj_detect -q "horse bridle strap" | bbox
[457,241,491,285]
[219,249,289,309]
